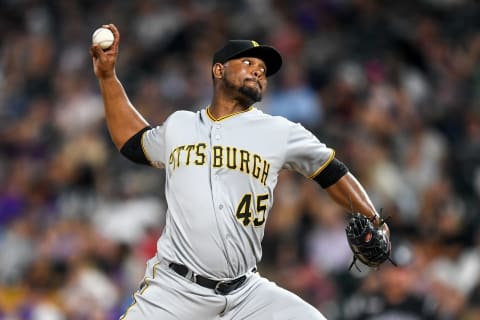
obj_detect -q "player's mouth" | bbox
[245,78,262,90]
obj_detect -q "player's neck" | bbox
[209,95,251,119]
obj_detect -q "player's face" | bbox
[223,57,267,104]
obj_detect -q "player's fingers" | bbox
[104,23,120,48]
[89,46,100,60]
[91,44,105,59]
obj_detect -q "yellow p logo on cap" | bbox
[251,40,259,47]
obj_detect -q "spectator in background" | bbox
[264,61,323,129]
[343,261,439,319]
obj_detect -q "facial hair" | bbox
[224,75,262,104]
[239,85,262,103]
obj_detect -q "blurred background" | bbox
[1,0,480,319]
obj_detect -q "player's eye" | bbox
[242,59,266,74]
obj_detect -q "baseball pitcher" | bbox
[90,24,391,320]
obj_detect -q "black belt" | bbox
[169,262,250,295]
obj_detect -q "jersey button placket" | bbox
[211,122,222,212]
[215,123,222,140]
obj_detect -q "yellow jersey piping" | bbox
[141,130,151,163]
[309,149,336,179]
[141,129,164,168]
[206,106,254,122]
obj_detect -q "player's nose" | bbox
[252,69,260,78]
[251,68,265,81]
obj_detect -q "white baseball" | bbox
[92,27,114,49]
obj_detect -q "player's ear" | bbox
[212,63,224,79]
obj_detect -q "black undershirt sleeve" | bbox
[313,158,349,188]
[120,126,152,165]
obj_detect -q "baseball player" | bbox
[91,24,382,320]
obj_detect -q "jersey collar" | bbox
[206,106,254,122]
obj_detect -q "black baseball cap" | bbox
[213,40,282,77]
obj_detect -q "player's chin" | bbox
[239,86,262,103]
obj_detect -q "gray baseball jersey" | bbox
[141,106,334,280]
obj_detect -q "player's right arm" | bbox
[90,24,150,151]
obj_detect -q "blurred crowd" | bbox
[1,0,480,319]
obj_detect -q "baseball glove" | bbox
[345,212,395,270]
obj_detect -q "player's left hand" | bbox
[345,212,395,270]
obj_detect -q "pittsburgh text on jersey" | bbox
[168,143,270,186]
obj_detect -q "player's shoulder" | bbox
[251,108,302,129]
[163,109,199,126]
[250,108,292,124]
[167,109,197,120]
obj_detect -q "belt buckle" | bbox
[214,280,231,295]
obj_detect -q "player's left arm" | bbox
[318,168,380,226]
[282,120,380,225]
[319,161,395,269]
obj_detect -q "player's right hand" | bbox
[90,23,119,80]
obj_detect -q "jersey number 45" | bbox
[235,194,269,227]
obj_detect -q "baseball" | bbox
[92,27,114,49]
